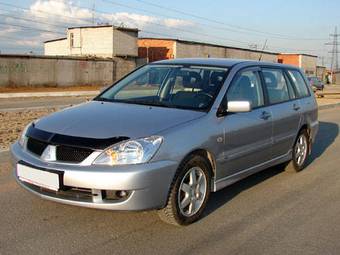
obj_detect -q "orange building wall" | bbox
[278,54,300,67]
[138,39,175,62]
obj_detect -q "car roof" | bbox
[151,58,299,70]
[152,58,245,67]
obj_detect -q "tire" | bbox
[285,129,309,172]
[158,154,211,226]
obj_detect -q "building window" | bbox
[70,33,74,48]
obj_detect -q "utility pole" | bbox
[258,39,268,61]
[249,44,258,50]
[326,26,340,82]
[92,0,96,25]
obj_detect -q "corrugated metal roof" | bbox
[139,37,278,55]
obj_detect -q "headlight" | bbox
[18,122,32,147]
[93,136,163,166]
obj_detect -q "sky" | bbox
[0,0,339,67]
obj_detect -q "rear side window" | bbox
[287,70,310,98]
[262,69,290,104]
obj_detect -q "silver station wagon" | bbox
[11,58,318,226]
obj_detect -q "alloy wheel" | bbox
[178,166,207,217]
[295,134,308,166]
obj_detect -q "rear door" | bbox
[217,67,274,178]
[261,68,301,158]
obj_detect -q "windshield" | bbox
[96,64,228,111]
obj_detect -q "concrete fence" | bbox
[0,54,137,88]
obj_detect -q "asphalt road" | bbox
[0,107,340,255]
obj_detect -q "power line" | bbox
[0,13,69,30]
[130,0,328,41]
[0,22,65,35]
[0,1,326,56]
[52,0,255,46]
[0,34,43,44]
[57,0,326,53]
[92,0,96,25]
[0,2,92,24]
[0,1,251,47]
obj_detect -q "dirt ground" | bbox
[0,108,59,151]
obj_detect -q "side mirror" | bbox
[227,101,252,113]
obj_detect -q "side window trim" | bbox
[260,67,294,106]
[258,70,270,106]
[220,66,265,112]
[285,68,311,98]
[283,70,298,100]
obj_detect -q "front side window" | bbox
[262,69,290,104]
[226,70,264,108]
[97,65,228,111]
[287,70,310,98]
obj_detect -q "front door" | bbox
[216,68,273,180]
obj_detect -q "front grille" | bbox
[27,138,48,156]
[26,137,93,163]
[56,145,93,163]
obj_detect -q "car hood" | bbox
[35,101,205,139]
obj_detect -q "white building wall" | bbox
[44,26,138,58]
[68,27,114,57]
[113,29,138,57]
[44,39,68,56]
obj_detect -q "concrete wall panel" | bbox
[0,55,135,88]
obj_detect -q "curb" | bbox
[0,91,98,98]
[318,102,340,111]
[0,104,70,112]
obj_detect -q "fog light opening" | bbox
[116,190,128,198]
[101,190,129,201]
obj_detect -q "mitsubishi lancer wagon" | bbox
[11,58,318,226]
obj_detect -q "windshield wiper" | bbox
[124,100,172,108]
[96,98,170,107]
[93,97,115,102]
[93,98,204,111]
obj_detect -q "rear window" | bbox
[287,70,310,98]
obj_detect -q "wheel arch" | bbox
[182,148,217,179]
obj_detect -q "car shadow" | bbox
[306,121,339,165]
[204,121,339,217]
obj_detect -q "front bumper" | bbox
[11,142,178,211]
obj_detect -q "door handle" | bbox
[293,104,301,111]
[260,111,271,120]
